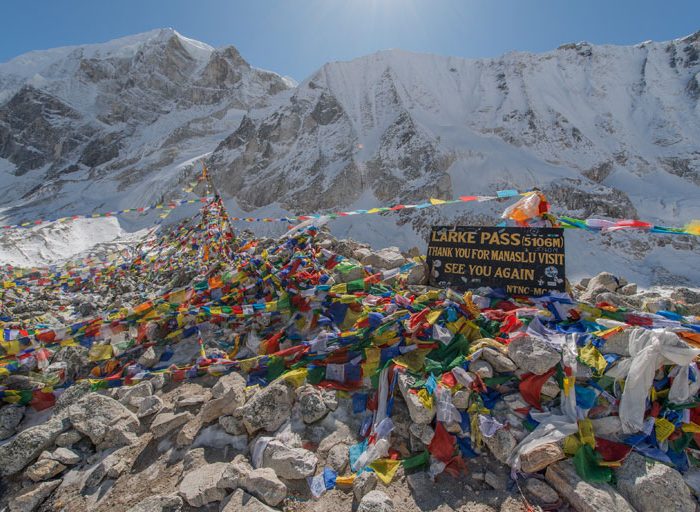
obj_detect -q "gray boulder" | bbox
[358,490,394,512]
[615,452,696,512]
[25,458,66,482]
[298,384,329,424]
[263,439,317,479]
[68,393,140,449]
[240,381,295,433]
[244,467,287,507]
[221,488,277,512]
[508,335,560,375]
[8,479,62,512]
[0,404,25,440]
[482,427,517,465]
[151,411,194,438]
[353,471,378,501]
[0,417,69,476]
[361,247,406,270]
[178,462,230,507]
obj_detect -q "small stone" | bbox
[137,347,160,369]
[546,460,634,512]
[151,411,194,438]
[45,447,81,465]
[118,381,154,409]
[178,462,230,507]
[470,360,494,379]
[361,247,406,270]
[452,389,471,409]
[25,458,66,482]
[520,442,565,473]
[484,471,507,490]
[482,427,517,465]
[126,495,184,512]
[508,336,561,375]
[327,443,349,473]
[409,423,435,445]
[480,347,517,373]
[619,283,637,295]
[615,452,696,512]
[211,372,247,402]
[398,373,435,425]
[176,414,203,447]
[298,385,330,424]
[8,479,62,512]
[55,429,82,448]
[357,490,394,512]
[183,448,206,472]
[525,478,559,504]
[137,395,164,418]
[176,395,209,408]
[353,471,378,501]
[540,378,560,398]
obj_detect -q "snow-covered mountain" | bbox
[1,29,699,284]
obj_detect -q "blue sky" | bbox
[1,0,698,81]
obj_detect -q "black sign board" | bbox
[427,226,565,296]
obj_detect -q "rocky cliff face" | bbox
[0,29,699,284]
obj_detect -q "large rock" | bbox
[176,414,204,447]
[239,381,295,433]
[361,247,406,270]
[137,347,160,369]
[219,415,246,436]
[397,373,436,425]
[508,336,561,375]
[263,439,317,479]
[244,467,287,507]
[178,462,230,507]
[8,479,62,512]
[0,404,25,440]
[358,490,394,512]
[212,372,247,402]
[150,411,194,438]
[520,442,565,473]
[118,381,154,409]
[221,488,277,512]
[126,495,183,512]
[482,427,517,465]
[0,417,69,476]
[545,460,634,512]
[297,384,330,424]
[53,380,93,414]
[68,393,140,449]
[587,272,620,293]
[615,452,696,512]
[55,429,83,447]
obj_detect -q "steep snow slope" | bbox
[0,30,698,285]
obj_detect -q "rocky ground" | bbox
[1,229,699,512]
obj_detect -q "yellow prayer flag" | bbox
[369,459,401,484]
[655,417,675,443]
[89,344,113,361]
